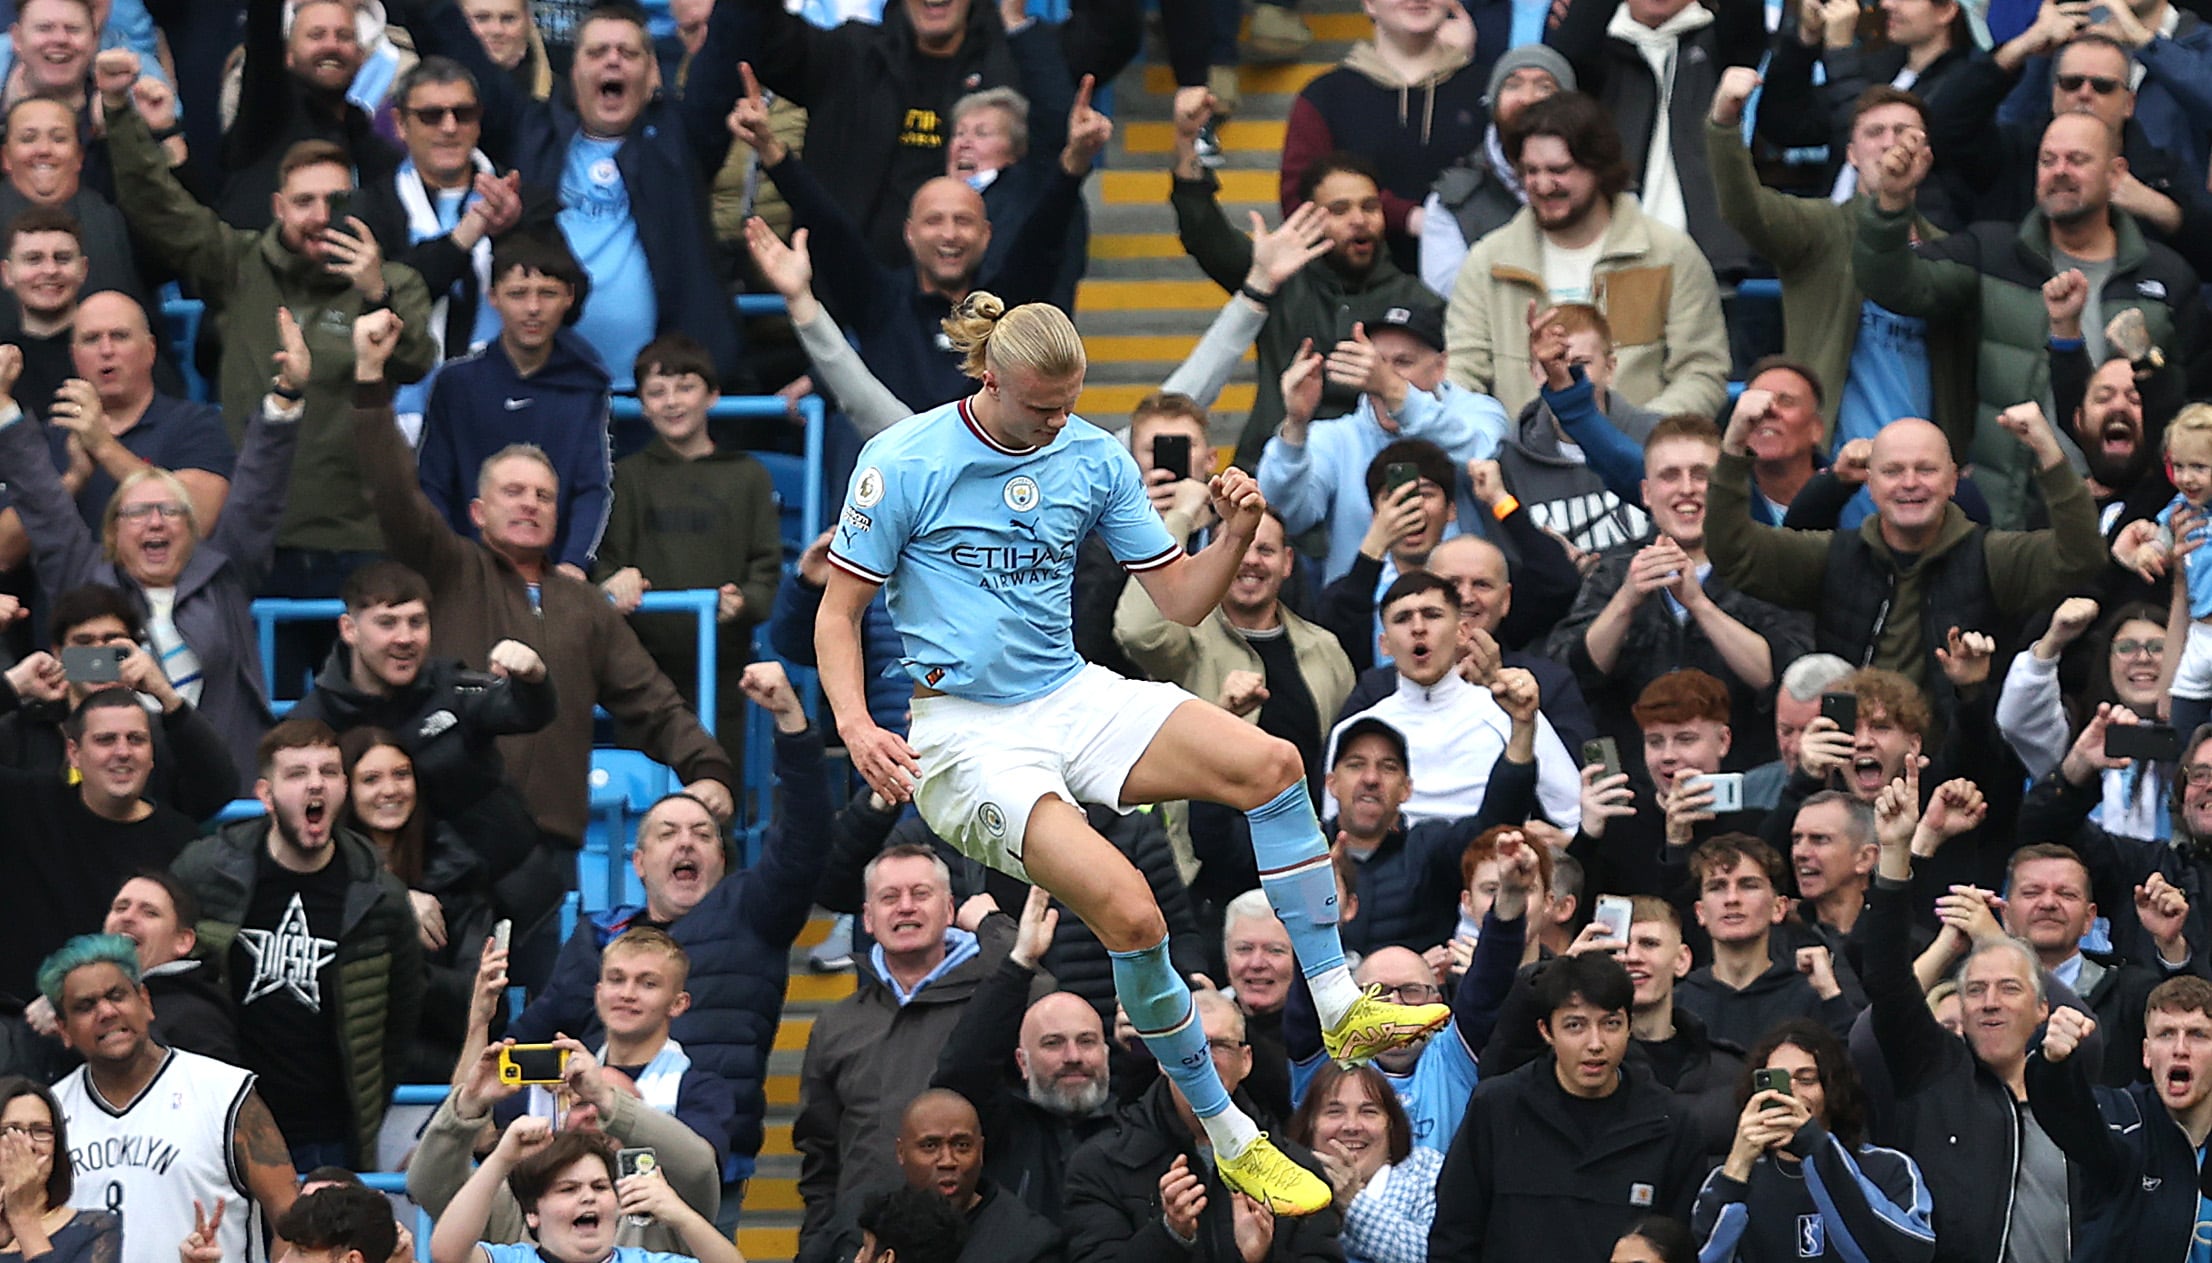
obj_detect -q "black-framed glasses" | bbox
[2057,73,2123,94]
[0,1123,54,1144]
[2112,638,2166,658]
[2186,766,2212,789]
[405,104,482,126]
[1205,1038,1248,1056]
[1375,982,1442,1004]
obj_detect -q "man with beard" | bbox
[801,1091,1060,1263]
[220,0,401,230]
[1550,415,1811,765]
[1418,46,1575,297]
[1855,108,2205,530]
[2026,977,2212,1262]
[1172,92,1439,468]
[1863,772,2076,1263]
[1445,91,1729,424]
[930,885,1117,1223]
[170,718,424,1171]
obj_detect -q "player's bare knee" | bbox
[1098,899,1169,955]
[1226,738,1306,808]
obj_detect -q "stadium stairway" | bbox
[738,11,1366,1255]
[1073,7,1370,450]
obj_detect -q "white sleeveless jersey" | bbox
[55,1049,263,1263]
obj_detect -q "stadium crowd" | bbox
[0,0,2201,1260]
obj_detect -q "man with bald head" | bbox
[47,290,233,528]
[1859,100,2205,531]
[879,1090,1061,1263]
[1336,532,1597,755]
[931,898,1117,1222]
[1708,402,2104,738]
[744,71,1107,412]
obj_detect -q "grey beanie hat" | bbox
[1485,45,1577,113]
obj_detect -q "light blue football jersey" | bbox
[828,398,1180,704]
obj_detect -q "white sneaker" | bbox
[808,914,854,972]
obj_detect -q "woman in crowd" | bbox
[1613,1217,1697,1263]
[0,1077,116,1263]
[341,726,497,1080]
[1691,1018,1935,1263]
[0,318,309,792]
[1998,597,2172,839]
[1287,1062,1440,1263]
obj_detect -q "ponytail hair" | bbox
[941,293,1086,382]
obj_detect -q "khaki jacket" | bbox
[1445,192,1730,419]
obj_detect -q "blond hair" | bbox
[942,292,1085,382]
[2167,403,2212,456]
[102,467,200,562]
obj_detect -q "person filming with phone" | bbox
[1690,1018,1935,1263]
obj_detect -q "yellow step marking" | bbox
[1100,168,1278,205]
[1081,383,1256,414]
[1086,333,1211,361]
[784,973,856,1004]
[735,1227,797,1259]
[1142,62,1331,96]
[1088,233,1193,261]
[1122,120,1289,153]
[765,1073,799,1107]
[762,1122,794,1156]
[1075,278,1232,310]
[794,918,832,949]
[739,1179,805,1212]
[773,1018,812,1053]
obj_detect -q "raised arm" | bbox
[350,312,475,587]
[747,218,917,437]
[731,665,834,946]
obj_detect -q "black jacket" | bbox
[740,0,1083,266]
[1063,1081,1344,1263]
[1545,0,1766,277]
[2019,766,2212,969]
[401,0,750,385]
[291,647,557,921]
[1428,1053,1709,1262]
[2024,1048,2203,1263]
[1479,958,1746,1161]
[1546,534,1814,768]
[931,954,1119,1223]
[1755,36,1970,213]
[1857,877,2079,1263]
[142,957,241,1066]
[219,0,401,230]
[0,688,238,822]
[2073,948,2208,1088]
[352,162,562,360]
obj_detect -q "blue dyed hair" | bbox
[36,933,141,1011]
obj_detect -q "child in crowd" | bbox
[594,335,784,748]
[2156,405,2212,734]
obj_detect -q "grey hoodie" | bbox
[1492,392,1658,565]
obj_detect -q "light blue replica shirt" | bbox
[829,398,1180,704]
[1291,1027,1478,1155]
[559,134,656,390]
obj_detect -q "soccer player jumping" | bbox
[815,295,1449,1215]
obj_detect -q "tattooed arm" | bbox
[232,1090,299,1252]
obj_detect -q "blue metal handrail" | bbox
[252,589,725,735]
[607,393,825,548]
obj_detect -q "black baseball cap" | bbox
[1332,717,1410,769]
[1370,304,1445,353]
